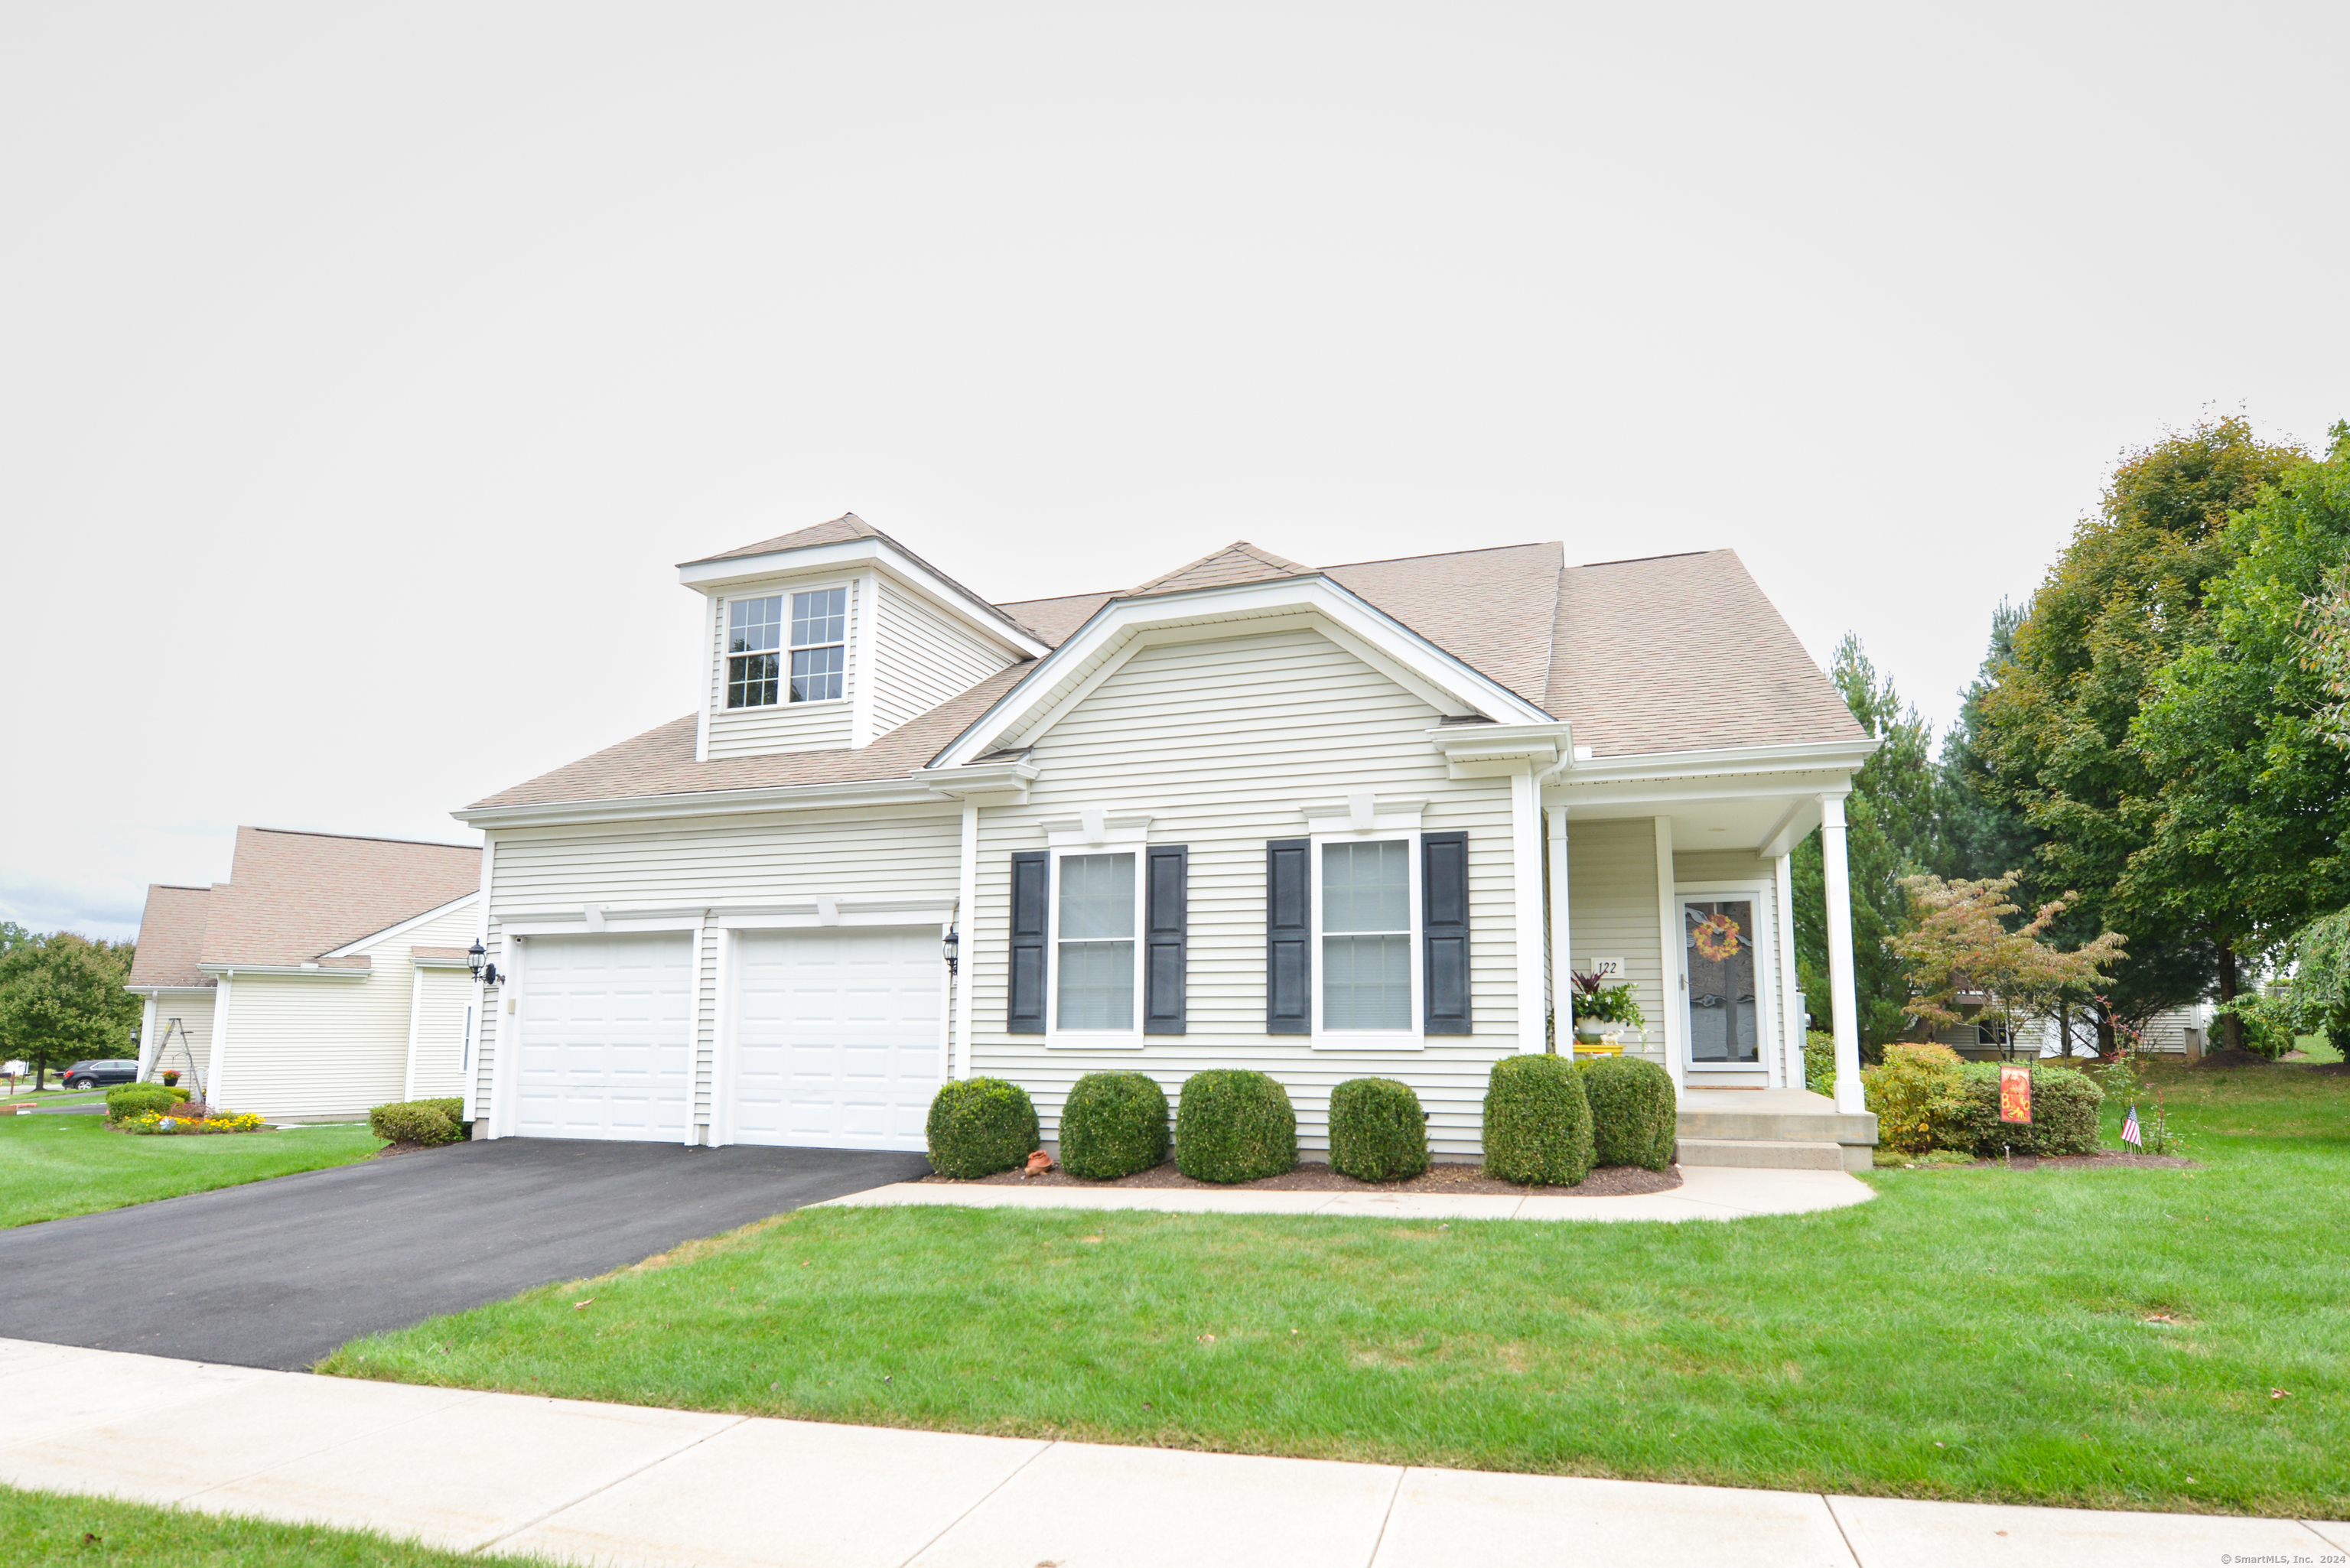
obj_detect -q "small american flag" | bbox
[2122,1103,2143,1149]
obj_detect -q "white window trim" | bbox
[1309,828,1424,1048]
[721,580,854,711]
[1044,843,1146,1049]
[1675,879,1779,1077]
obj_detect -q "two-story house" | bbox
[451,515,1879,1166]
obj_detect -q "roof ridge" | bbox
[247,827,480,851]
[1322,540,1560,570]
[149,883,212,892]
[1572,549,1720,569]
[1127,540,1315,596]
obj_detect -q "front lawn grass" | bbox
[0,1112,383,1228]
[322,1060,2348,1519]
[0,1483,549,1566]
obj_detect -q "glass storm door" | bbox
[1682,898,1761,1068]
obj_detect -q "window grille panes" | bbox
[1057,852,1134,1030]
[1322,839,1410,1030]
[787,587,847,702]
[726,595,783,708]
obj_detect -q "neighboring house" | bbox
[451,515,1878,1159]
[125,828,484,1120]
[1934,1000,2212,1060]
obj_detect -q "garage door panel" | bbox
[514,933,694,1143]
[731,927,939,1151]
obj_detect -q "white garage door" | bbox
[732,926,941,1150]
[515,932,694,1141]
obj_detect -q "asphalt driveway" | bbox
[0,1139,929,1370]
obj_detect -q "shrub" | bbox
[1058,1072,1170,1179]
[1327,1078,1429,1182]
[1483,1054,1593,1186]
[1804,1030,1837,1098]
[106,1084,176,1121]
[169,1086,192,1102]
[1576,1055,1677,1170]
[369,1100,461,1147]
[925,1078,1040,1179]
[1175,1070,1297,1183]
[1943,1064,2104,1156]
[1861,1041,1968,1155]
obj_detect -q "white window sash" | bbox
[1044,844,1145,1046]
[1309,828,1424,1046]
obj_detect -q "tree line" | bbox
[1795,415,2350,1057]
[0,922,142,1086]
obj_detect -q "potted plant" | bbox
[161,1070,180,1087]
[1568,971,1647,1053]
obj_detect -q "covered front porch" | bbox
[1537,740,1876,1148]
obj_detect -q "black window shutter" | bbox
[1144,844,1188,1035]
[1266,838,1311,1035]
[1422,831,1471,1035]
[1008,851,1049,1034]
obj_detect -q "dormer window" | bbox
[726,587,848,708]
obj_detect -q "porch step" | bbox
[1675,1137,1852,1172]
[1676,1088,1877,1149]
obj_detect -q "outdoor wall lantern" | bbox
[941,926,960,975]
[466,939,506,987]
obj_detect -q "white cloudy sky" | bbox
[3,2,2345,942]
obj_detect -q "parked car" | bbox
[60,1059,141,1089]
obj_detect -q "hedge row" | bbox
[1860,1044,2103,1158]
[106,1084,192,1121]
[924,1054,1677,1187]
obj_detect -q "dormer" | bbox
[678,515,1050,760]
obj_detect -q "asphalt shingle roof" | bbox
[194,828,482,969]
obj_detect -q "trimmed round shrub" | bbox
[1328,1077,1429,1182]
[1577,1054,1678,1170]
[1482,1054,1593,1186]
[925,1077,1040,1179]
[1059,1072,1170,1179]
[106,1084,176,1121]
[1860,1041,1967,1155]
[1945,1064,2102,1156]
[369,1100,460,1147]
[1175,1070,1297,1183]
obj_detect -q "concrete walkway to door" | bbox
[1,1339,2339,1568]
[0,1139,928,1370]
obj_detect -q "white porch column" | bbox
[204,974,233,1108]
[1512,763,1547,1054]
[135,995,159,1079]
[1820,794,1863,1114]
[1654,815,1683,1091]
[403,967,425,1102]
[1775,853,1802,1089]
[1546,804,1571,1056]
[955,801,978,1078]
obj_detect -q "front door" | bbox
[1681,896,1763,1073]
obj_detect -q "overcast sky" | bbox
[4,2,2345,943]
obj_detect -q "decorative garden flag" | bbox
[1999,1063,2033,1124]
[2122,1104,2142,1148]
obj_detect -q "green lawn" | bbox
[0,1113,384,1228]
[321,1060,2349,1519]
[0,1484,548,1566]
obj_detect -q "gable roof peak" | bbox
[1128,541,1314,597]
[682,512,880,567]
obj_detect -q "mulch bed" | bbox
[923,1159,1683,1198]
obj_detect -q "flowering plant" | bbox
[126,1108,265,1135]
[1568,971,1646,1032]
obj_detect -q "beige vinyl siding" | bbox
[219,903,483,1121]
[965,626,1522,1160]
[408,968,477,1099]
[871,579,1012,738]
[1564,818,1667,1072]
[705,576,861,759]
[145,992,214,1087]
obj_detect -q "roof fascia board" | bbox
[126,984,216,994]
[1547,767,1863,812]
[452,776,956,831]
[677,538,1047,660]
[929,577,1553,769]
[322,891,482,959]
[1560,737,1878,786]
[195,962,373,981]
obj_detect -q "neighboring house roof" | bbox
[126,885,214,989]
[467,531,1861,812]
[195,828,483,971]
[679,512,1046,645]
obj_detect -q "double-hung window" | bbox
[1054,851,1138,1033]
[1320,839,1414,1031]
[725,586,847,708]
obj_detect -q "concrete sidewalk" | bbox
[2,1339,2338,1567]
[822,1163,1876,1222]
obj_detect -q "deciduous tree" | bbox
[0,932,140,1087]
